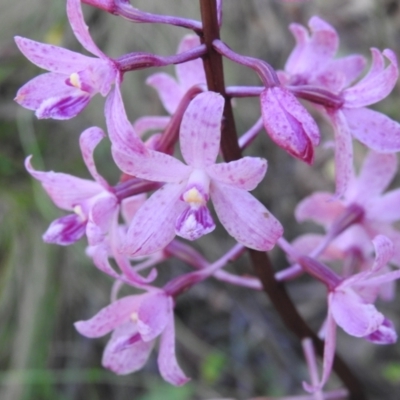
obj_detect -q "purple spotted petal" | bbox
[327,109,354,198]
[295,192,345,227]
[206,157,267,191]
[15,73,80,111]
[344,49,398,108]
[176,35,206,91]
[123,182,187,257]
[343,108,400,153]
[211,181,283,251]
[14,36,97,74]
[330,288,384,337]
[158,315,190,386]
[137,292,171,342]
[105,86,147,155]
[25,156,102,210]
[146,72,183,115]
[102,322,155,375]
[67,0,106,58]
[43,213,86,245]
[74,295,142,338]
[79,127,110,188]
[180,92,224,168]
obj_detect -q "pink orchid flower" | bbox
[74,290,189,386]
[26,127,117,246]
[15,0,118,119]
[295,151,400,267]
[303,235,400,393]
[106,89,283,256]
[146,34,207,115]
[280,16,400,196]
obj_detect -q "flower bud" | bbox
[260,86,320,164]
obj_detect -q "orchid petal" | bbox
[90,192,118,232]
[25,156,102,210]
[146,72,182,115]
[75,295,143,338]
[211,181,283,251]
[343,108,400,153]
[43,214,86,245]
[79,127,110,188]
[91,242,120,279]
[105,86,147,155]
[176,35,206,91]
[133,116,170,138]
[15,36,97,74]
[15,73,80,111]
[344,49,398,108]
[137,292,171,342]
[328,110,354,198]
[180,91,224,168]
[67,0,106,58]
[102,322,155,375]
[368,189,400,222]
[124,182,187,257]
[158,315,190,386]
[295,192,345,227]
[206,157,267,191]
[354,150,397,200]
[112,147,191,184]
[364,318,397,344]
[330,288,384,337]
[36,91,91,119]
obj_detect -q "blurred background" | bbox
[2,0,400,399]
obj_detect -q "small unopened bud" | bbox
[260,86,320,164]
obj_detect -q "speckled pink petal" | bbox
[90,192,118,232]
[74,295,142,338]
[158,314,190,386]
[105,86,147,155]
[123,182,187,257]
[364,318,397,344]
[176,35,206,92]
[137,292,171,342]
[344,49,398,108]
[146,72,182,115]
[79,127,110,188]
[15,36,97,74]
[295,192,345,227]
[25,156,102,210]
[330,288,384,337]
[211,181,283,251]
[102,322,155,375]
[112,146,191,183]
[343,108,400,153]
[15,73,79,111]
[327,109,354,198]
[354,151,397,199]
[286,16,338,78]
[133,116,170,138]
[180,92,224,168]
[67,0,106,58]
[368,190,400,222]
[206,157,267,191]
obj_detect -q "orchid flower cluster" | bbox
[16,0,400,398]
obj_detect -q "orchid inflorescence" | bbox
[16,0,400,398]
